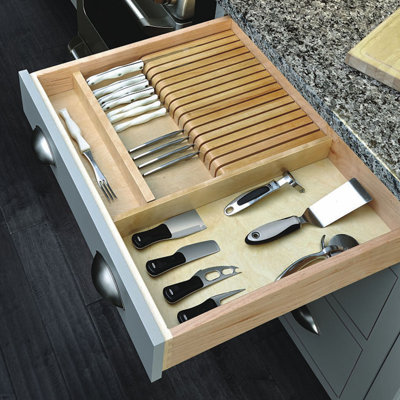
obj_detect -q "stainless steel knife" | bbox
[163,266,241,303]
[177,289,245,323]
[132,210,206,249]
[146,240,220,276]
[246,178,372,245]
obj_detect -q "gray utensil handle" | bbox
[276,253,326,280]
[245,216,303,245]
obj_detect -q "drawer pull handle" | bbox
[32,126,55,166]
[91,252,123,308]
[291,305,319,335]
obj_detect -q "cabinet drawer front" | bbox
[333,268,397,339]
[19,70,166,382]
[282,298,362,397]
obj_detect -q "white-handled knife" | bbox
[108,101,162,123]
[106,94,159,118]
[92,74,146,98]
[86,60,144,86]
[114,108,167,133]
[101,87,155,111]
[98,80,150,105]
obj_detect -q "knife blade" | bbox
[146,240,220,277]
[132,210,206,249]
[245,178,372,245]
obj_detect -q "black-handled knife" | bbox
[132,210,206,249]
[146,240,220,276]
[163,266,240,304]
[177,289,245,323]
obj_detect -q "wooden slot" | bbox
[143,34,241,75]
[173,78,278,123]
[169,72,272,114]
[213,130,325,176]
[159,58,261,102]
[154,50,255,91]
[146,41,246,82]
[162,62,265,104]
[202,115,313,166]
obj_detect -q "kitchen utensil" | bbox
[86,60,144,86]
[114,108,167,132]
[224,171,305,216]
[142,151,200,177]
[107,94,159,118]
[59,108,117,201]
[163,266,241,303]
[108,101,162,124]
[177,289,245,323]
[92,74,147,98]
[276,234,359,280]
[277,234,359,335]
[101,87,155,111]
[98,80,150,105]
[245,178,372,245]
[132,210,206,249]
[146,240,220,277]
[138,144,194,170]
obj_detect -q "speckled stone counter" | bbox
[217,0,400,198]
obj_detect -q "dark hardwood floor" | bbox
[0,1,330,398]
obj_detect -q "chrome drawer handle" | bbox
[32,126,55,166]
[291,305,320,335]
[91,252,124,308]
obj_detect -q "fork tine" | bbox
[105,182,117,199]
[99,182,111,202]
[102,181,114,201]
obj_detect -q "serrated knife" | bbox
[132,210,206,249]
[146,240,220,276]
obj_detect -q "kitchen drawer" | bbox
[19,16,400,381]
[282,298,362,397]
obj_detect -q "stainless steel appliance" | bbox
[69,0,218,58]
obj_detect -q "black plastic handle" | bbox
[245,216,302,245]
[132,223,172,249]
[237,185,271,206]
[163,275,204,303]
[146,252,186,277]
[177,298,218,323]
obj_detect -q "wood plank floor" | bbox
[0,0,329,398]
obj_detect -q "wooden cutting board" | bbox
[346,8,400,91]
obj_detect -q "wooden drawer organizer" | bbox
[27,17,400,378]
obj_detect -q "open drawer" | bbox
[19,16,400,381]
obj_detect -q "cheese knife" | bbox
[132,210,206,249]
[163,266,241,303]
[246,178,372,244]
[177,289,245,323]
[146,240,220,277]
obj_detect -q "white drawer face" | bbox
[19,17,400,381]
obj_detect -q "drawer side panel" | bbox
[19,69,166,381]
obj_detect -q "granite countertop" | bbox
[217,0,400,198]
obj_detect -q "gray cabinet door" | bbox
[364,333,400,400]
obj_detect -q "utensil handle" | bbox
[163,275,204,303]
[275,253,326,280]
[146,252,186,276]
[108,101,162,124]
[114,108,167,132]
[177,298,218,323]
[59,108,90,153]
[245,216,302,245]
[224,181,279,216]
[132,223,172,249]
[292,305,320,335]
[86,61,144,86]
